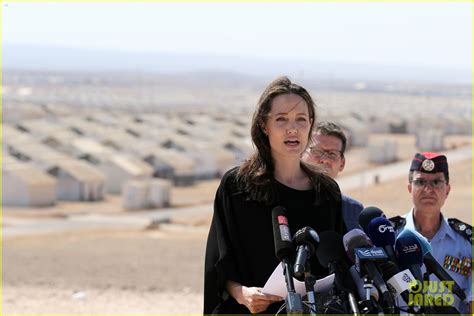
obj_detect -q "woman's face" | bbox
[262,93,312,160]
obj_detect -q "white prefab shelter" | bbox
[47,160,106,201]
[69,138,116,163]
[122,180,150,210]
[144,149,196,186]
[99,155,154,194]
[148,179,172,208]
[368,140,398,164]
[3,162,57,207]
[416,130,445,152]
[198,145,236,176]
[340,118,370,147]
[122,178,172,210]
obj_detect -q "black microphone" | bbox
[272,206,294,261]
[316,231,347,289]
[395,233,424,282]
[317,231,359,315]
[293,226,320,281]
[367,216,399,270]
[358,206,385,234]
[271,206,303,314]
[343,229,395,312]
[398,228,467,301]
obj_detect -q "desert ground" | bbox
[2,139,471,314]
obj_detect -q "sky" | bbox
[3,2,472,71]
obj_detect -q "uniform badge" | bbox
[421,159,435,171]
[444,255,472,277]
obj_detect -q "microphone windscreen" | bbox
[271,206,293,260]
[343,229,373,263]
[358,206,385,234]
[395,234,424,268]
[316,231,345,268]
[293,226,320,255]
[397,228,431,255]
[367,217,396,247]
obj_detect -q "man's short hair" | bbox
[314,121,347,156]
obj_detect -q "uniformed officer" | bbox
[390,152,472,314]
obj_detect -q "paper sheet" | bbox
[262,263,335,297]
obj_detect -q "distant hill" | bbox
[4,43,471,85]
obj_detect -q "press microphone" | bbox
[272,206,294,261]
[343,229,395,311]
[398,228,467,301]
[342,228,373,263]
[380,260,422,313]
[358,206,385,234]
[367,216,399,270]
[395,233,424,282]
[293,227,320,281]
[316,231,352,290]
[271,206,303,314]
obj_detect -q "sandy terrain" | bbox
[3,144,471,314]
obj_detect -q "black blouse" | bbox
[204,167,345,314]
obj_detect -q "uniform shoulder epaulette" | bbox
[448,218,472,244]
[389,215,407,231]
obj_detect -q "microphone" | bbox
[379,261,422,313]
[358,206,385,234]
[343,229,395,310]
[271,206,303,314]
[395,233,424,282]
[317,231,359,315]
[367,217,399,270]
[398,228,466,301]
[272,206,294,261]
[293,226,320,281]
[316,231,352,292]
[342,228,373,263]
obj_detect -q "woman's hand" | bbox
[226,281,283,313]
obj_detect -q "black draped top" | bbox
[204,167,345,314]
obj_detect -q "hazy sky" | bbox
[3,2,472,70]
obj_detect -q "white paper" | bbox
[262,263,335,297]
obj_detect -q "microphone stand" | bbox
[282,258,303,315]
[362,277,384,316]
[303,266,317,316]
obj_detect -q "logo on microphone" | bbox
[401,243,420,254]
[378,224,395,233]
[402,272,412,283]
[354,247,387,260]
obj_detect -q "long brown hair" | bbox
[236,76,318,203]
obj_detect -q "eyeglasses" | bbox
[308,147,342,161]
[411,179,446,189]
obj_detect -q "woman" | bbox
[204,76,345,314]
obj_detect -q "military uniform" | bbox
[389,152,472,313]
[391,211,472,314]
